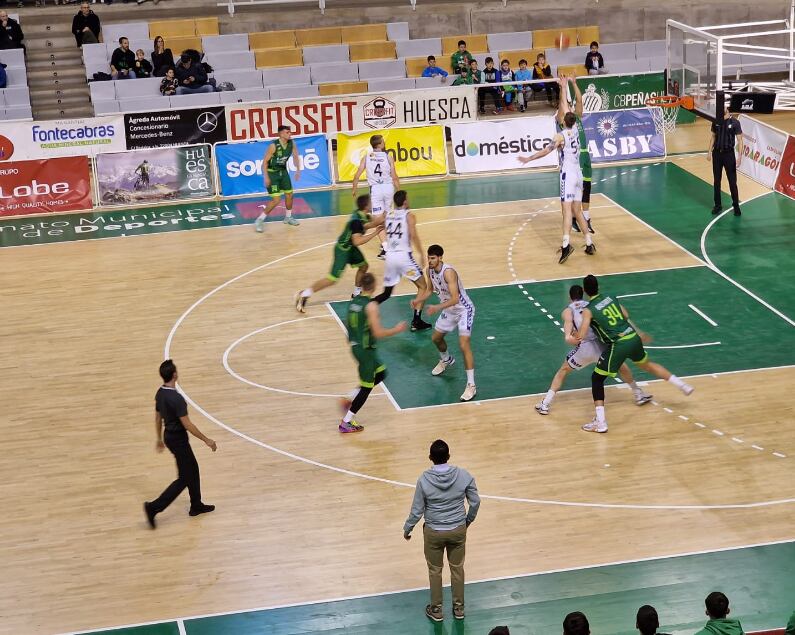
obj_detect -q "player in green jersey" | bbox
[295,195,384,312]
[254,125,301,232]
[575,274,694,433]
[559,74,595,234]
[340,272,407,433]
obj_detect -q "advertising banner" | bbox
[226,86,476,140]
[581,107,665,163]
[449,117,557,173]
[0,156,92,216]
[216,134,332,197]
[0,116,126,161]
[336,126,447,182]
[575,72,665,112]
[738,115,786,189]
[96,144,214,206]
[774,134,795,198]
[125,107,228,150]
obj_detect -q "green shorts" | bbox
[328,245,367,281]
[267,169,292,196]
[352,346,386,388]
[595,333,648,377]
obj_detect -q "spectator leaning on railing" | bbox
[175,53,214,94]
[111,37,136,80]
[0,10,25,50]
[151,36,175,77]
[72,2,101,48]
[585,41,606,75]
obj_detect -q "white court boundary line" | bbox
[55,536,795,635]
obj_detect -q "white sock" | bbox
[627,381,641,395]
[285,209,293,218]
[668,375,685,389]
[256,212,267,221]
[352,286,362,296]
[543,389,556,405]
[583,210,591,221]
[466,369,475,385]
[343,409,354,423]
[440,350,452,362]
[562,234,570,248]
[595,405,606,424]
[300,288,312,298]
[585,233,593,246]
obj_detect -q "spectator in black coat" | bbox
[151,36,175,77]
[134,49,153,78]
[585,41,606,75]
[0,10,25,50]
[71,2,101,48]
[110,37,136,80]
[174,53,213,94]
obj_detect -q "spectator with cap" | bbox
[0,10,24,50]
[71,2,101,48]
[708,104,744,216]
[694,592,745,635]
[585,41,606,75]
[174,52,213,95]
[636,605,671,635]
[110,37,136,80]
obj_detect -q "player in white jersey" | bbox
[534,284,652,415]
[412,244,477,401]
[518,109,594,264]
[351,134,399,260]
[373,190,432,331]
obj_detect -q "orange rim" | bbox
[646,95,682,108]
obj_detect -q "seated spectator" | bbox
[71,2,101,48]
[489,628,510,635]
[786,610,795,635]
[636,605,671,635]
[514,58,533,112]
[453,58,482,86]
[498,58,517,111]
[110,37,136,80]
[0,10,24,50]
[151,36,175,77]
[134,49,152,78]
[532,53,560,106]
[160,68,178,96]
[585,41,606,75]
[564,611,590,635]
[174,53,214,95]
[422,55,448,82]
[695,592,744,635]
[0,62,7,89]
[480,56,503,114]
[451,39,473,75]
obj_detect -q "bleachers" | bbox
[0,28,33,121]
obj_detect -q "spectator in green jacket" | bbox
[453,58,482,86]
[694,592,744,635]
[637,605,671,635]
[450,40,473,75]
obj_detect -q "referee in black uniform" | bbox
[708,104,744,216]
[144,359,216,529]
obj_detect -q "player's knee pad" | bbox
[591,371,606,401]
[374,286,394,304]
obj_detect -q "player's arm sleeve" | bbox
[465,475,481,525]
[403,480,426,532]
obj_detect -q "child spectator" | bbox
[71,2,101,48]
[110,37,136,80]
[532,53,560,106]
[450,40,473,75]
[498,59,517,111]
[134,49,153,78]
[514,58,533,112]
[453,58,482,86]
[585,41,606,75]
[160,68,178,96]
[480,56,502,114]
[422,55,448,82]
[636,605,671,635]
[694,592,745,635]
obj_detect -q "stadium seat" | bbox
[149,19,195,39]
[205,51,256,70]
[194,17,219,36]
[318,81,367,96]
[261,66,311,87]
[115,77,162,98]
[268,84,319,100]
[249,30,297,50]
[93,99,120,115]
[82,43,109,77]
[487,31,532,53]
[576,26,600,46]
[1,86,29,104]
[349,41,396,62]
[532,28,578,49]
[414,75,451,88]
[119,97,161,113]
[0,49,25,67]
[89,81,116,102]
[367,77,416,92]
[296,27,342,47]
[302,44,349,65]
[596,42,638,61]
[472,53,490,68]
[342,24,387,43]
[396,38,442,59]
[203,34,250,53]
[386,22,409,41]
[442,35,488,56]
[310,62,359,84]
[3,105,32,119]
[634,39,667,60]
[164,36,203,54]
[357,59,406,80]
[499,49,545,70]
[255,48,304,68]
[544,47,587,67]
[405,56,431,77]
[219,88,270,104]
[103,22,149,46]
[555,63,588,77]
[214,69,264,89]
[169,92,222,108]
[3,68,26,86]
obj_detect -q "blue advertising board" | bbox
[581,107,665,164]
[216,134,332,196]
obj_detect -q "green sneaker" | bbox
[283,216,300,226]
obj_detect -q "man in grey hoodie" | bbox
[403,439,480,622]
[694,592,745,635]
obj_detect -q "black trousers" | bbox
[150,434,202,513]
[478,86,503,111]
[712,149,740,208]
[532,81,560,102]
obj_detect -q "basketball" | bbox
[556,33,571,49]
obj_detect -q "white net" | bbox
[648,102,680,135]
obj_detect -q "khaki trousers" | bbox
[423,523,467,609]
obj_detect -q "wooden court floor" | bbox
[2,130,794,635]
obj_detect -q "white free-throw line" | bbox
[645,342,721,350]
[688,304,719,327]
[617,291,659,299]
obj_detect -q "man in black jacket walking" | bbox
[71,2,101,48]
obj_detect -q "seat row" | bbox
[0,46,33,121]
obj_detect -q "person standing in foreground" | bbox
[144,360,216,529]
[340,272,406,433]
[693,592,745,635]
[404,439,480,623]
[708,105,744,216]
[575,275,693,433]
[255,125,301,232]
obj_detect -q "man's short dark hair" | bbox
[563,611,590,635]
[488,628,510,635]
[501,58,510,65]
[458,40,466,47]
[277,125,290,133]
[564,111,577,128]
[429,439,450,464]
[469,59,478,66]
[427,55,436,63]
[636,605,660,635]
[485,56,494,64]
[159,359,177,383]
[590,41,599,48]
[569,284,584,301]
[356,194,370,211]
[705,592,730,619]
[119,37,127,44]
[360,272,376,292]
[393,190,407,207]
[583,274,599,297]
[427,244,444,257]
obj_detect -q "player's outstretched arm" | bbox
[366,300,407,338]
[351,155,367,197]
[557,74,570,124]
[518,135,560,165]
[570,75,584,118]
[576,308,593,342]
[262,144,275,186]
[562,307,578,345]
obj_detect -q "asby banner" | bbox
[0,116,126,161]
[96,144,214,206]
[125,107,228,150]
[336,126,447,182]
[450,117,557,173]
[774,134,795,198]
[216,134,332,197]
[738,115,786,189]
[0,156,92,216]
[226,86,476,140]
[581,107,665,163]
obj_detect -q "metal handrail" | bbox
[218,0,419,16]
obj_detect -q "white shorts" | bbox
[383,251,422,287]
[565,339,605,370]
[560,169,583,202]
[434,305,475,337]
[370,183,394,216]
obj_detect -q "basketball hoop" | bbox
[646,95,682,135]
